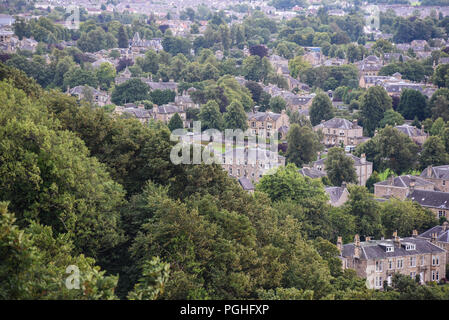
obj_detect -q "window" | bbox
[387,275,392,286]
[375,276,383,288]
[432,255,440,266]
[405,244,416,250]
[432,271,439,281]
[439,211,446,218]
[397,259,403,269]
[386,246,394,252]
[388,259,394,270]
[410,256,416,267]
[410,272,416,279]
[376,261,383,272]
[421,256,425,266]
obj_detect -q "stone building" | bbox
[68,85,111,106]
[325,186,350,207]
[221,147,285,183]
[419,222,449,262]
[394,124,428,145]
[247,111,290,139]
[374,175,436,200]
[339,233,447,289]
[313,153,373,186]
[407,189,449,220]
[420,165,449,193]
[313,118,366,148]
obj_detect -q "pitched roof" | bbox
[247,111,282,122]
[407,189,449,210]
[325,186,347,204]
[395,124,426,137]
[298,167,326,179]
[313,117,361,130]
[419,224,449,243]
[238,177,254,191]
[420,165,449,180]
[374,175,434,188]
[342,237,445,260]
[314,153,371,167]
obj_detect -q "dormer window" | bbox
[386,246,394,253]
[405,244,416,251]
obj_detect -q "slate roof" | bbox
[374,175,434,188]
[157,104,182,114]
[325,186,347,204]
[298,167,326,179]
[342,237,445,260]
[313,117,361,130]
[123,107,152,119]
[238,177,255,191]
[247,111,282,122]
[395,124,426,137]
[314,153,371,167]
[420,165,449,180]
[419,224,449,244]
[407,189,449,210]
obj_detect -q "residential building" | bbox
[395,124,428,145]
[325,186,350,207]
[313,118,366,147]
[221,147,286,183]
[313,153,373,186]
[68,85,111,106]
[339,233,447,289]
[374,175,436,200]
[298,167,327,179]
[408,189,449,220]
[247,110,290,139]
[152,104,187,127]
[420,165,449,192]
[419,222,449,262]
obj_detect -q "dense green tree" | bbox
[360,86,392,136]
[397,89,429,121]
[379,109,405,128]
[111,79,151,105]
[223,100,248,130]
[168,113,184,131]
[324,147,358,187]
[419,136,449,169]
[269,96,287,113]
[199,100,224,130]
[310,93,335,126]
[118,25,129,48]
[286,124,323,167]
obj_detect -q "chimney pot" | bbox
[412,230,418,237]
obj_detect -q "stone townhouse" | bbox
[247,110,290,139]
[374,175,436,200]
[313,118,366,148]
[174,92,199,111]
[68,85,111,106]
[356,55,383,78]
[339,233,447,289]
[395,124,428,145]
[152,104,187,127]
[420,165,449,193]
[419,222,449,262]
[313,153,373,186]
[407,189,449,220]
[221,147,286,183]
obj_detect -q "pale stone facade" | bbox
[313,118,365,148]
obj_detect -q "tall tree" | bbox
[199,100,224,131]
[360,86,392,136]
[419,136,449,169]
[223,100,248,130]
[310,93,335,126]
[168,113,184,131]
[397,89,429,121]
[324,147,358,186]
[118,25,129,48]
[286,124,323,167]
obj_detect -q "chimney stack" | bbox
[393,231,401,247]
[443,221,448,232]
[361,153,366,164]
[412,230,418,237]
[431,232,437,243]
[427,166,433,178]
[341,181,347,188]
[366,236,371,241]
[337,236,343,254]
[354,234,361,259]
